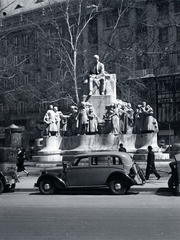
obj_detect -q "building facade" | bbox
[0,0,180,146]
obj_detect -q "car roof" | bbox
[74,151,133,164]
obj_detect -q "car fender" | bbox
[106,171,135,186]
[0,172,6,184]
[37,174,67,189]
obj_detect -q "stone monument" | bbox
[33,56,169,164]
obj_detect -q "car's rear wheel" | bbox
[109,178,127,195]
[39,179,56,195]
[0,179,4,193]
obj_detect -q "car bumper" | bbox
[34,183,38,188]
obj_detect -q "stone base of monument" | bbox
[32,132,170,165]
[32,136,62,163]
[133,152,170,161]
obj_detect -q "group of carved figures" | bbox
[43,103,100,136]
[43,101,158,137]
[103,101,158,135]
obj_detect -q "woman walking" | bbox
[17,148,29,176]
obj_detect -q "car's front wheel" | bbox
[0,179,4,193]
[109,178,127,195]
[39,179,56,195]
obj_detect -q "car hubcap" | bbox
[114,183,121,190]
[44,183,50,190]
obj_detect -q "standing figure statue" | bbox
[139,102,147,133]
[67,106,79,136]
[87,107,98,134]
[43,105,57,137]
[133,106,141,133]
[125,103,134,133]
[143,105,159,132]
[54,106,60,136]
[103,104,120,135]
[77,102,89,135]
[85,55,105,96]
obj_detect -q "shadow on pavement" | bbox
[29,188,140,196]
[156,187,180,197]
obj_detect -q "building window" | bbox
[45,29,51,37]
[0,103,3,113]
[177,27,180,41]
[24,74,29,85]
[3,57,7,67]
[159,54,169,67]
[157,2,169,17]
[47,71,52,81]
[17,101,25,114]
[34,32,39,43]
[35,72,40,83]
[25,54,30,64]
[3,79,7,88]
[59,26,62,35]
[88,18,97,44]
[159,27,168,43]
[47,49,52,61]
[14,55,18,66]
[13,37,18,47]
[23,34,29,46]
[177,53,180,65]
[136,24,147,41]
[174,1,180,14]
[104,10,118,28]
[3,39,8,48]
[14,75,19,87]
[34,52,39,63]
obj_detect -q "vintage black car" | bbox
[34,151,146,195]
[0,166,18,193]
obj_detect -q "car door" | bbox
[65,157,91,186]
[89,156,110,186]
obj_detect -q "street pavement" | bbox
[13,160,173,193]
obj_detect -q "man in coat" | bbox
[145,145,161,180]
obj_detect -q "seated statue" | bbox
[84,55,105,96]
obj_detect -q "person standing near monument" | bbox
[119,143,126,152]
[145,146,161,180]
[88,55,105,95]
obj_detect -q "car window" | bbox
[91,156,108,166]
[110,156,123,165]
[77,157,89,167]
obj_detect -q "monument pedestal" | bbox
[32,136,62,163]
[82,74,116,119]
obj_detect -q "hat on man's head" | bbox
[94,55,99,60]
[148,146,152,150]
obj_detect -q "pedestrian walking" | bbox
[119,143,126,152]
[145,145,160,180]
[16,148,29,177]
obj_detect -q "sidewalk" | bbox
[14,162,171,193]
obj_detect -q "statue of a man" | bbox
[43,105,57,136]
[88,55,105,95]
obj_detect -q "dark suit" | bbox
[89,61,105,95]
[145,150,160,180]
